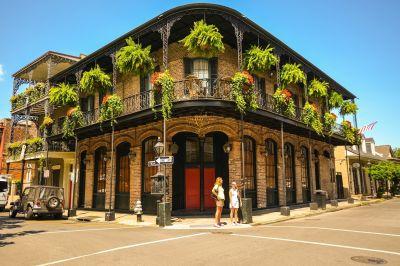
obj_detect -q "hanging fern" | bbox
[323,112,337,135]
[340,100,358,115]
[341,120,361,144]
[280,63,306,87]
[151,71,175,119]
[80,65,112,95]
[243,45,278,74]
[301,102,323,135]
[99,94,123,127]
[49,83,78,106]
[308,78,328,98]
[62,106,84,139]
[230,71,258,114]
[180,20,225,58]
[329,91,344,109]
[39,116,54,132]
[116,37,155,76]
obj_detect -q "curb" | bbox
[251,199,385,226]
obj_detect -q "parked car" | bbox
[0,175,11,211]
[9,186,64,219]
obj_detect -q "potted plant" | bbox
[39,116,54,133]
[116,37,155,76]
[230,71,258,114]
[272,88,296,118]
[308,78,328,99]
[301,102,323,135]
[328,91,344,109]
[280,63,306,87]
[63,106,84,139]
[323,112,337,135]
[180,20,225,58]
[340,100,358,115]
[243,45,278,74]
[99,94,123,126]
[7,141,23,158]
[80,65,112,95]
[26,137,44,153]
[341,120,361,144]
[150,70,175,119]
[10,93,25,110]
[49,83,79,106]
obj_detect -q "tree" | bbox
[368,161,400,197]
[393,147,400,158]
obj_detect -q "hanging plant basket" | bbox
[243,45,278,74]
[280,63,306,87]
[80,65,112,95]
[150,70,175,119]
[308,78,328,99]
[328,91,344,109]
[323,112,337,135]
[272,88,296,118]
[99,94,123,127]
[49,83,78,106]
[340,100,358,115]
[63,106,84,139]
[341,120,361,144]
[180,20,225,58]
[39,116,54,132]
[301,102,323,135]
[230,71,258,114]
[116,37,155,76]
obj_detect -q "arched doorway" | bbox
[172,131,229,211]
[93,147,107,209]
[300,146,311,202]
[285,143,296,204]
[265,139,278,207]
[244,136,257,208]
[115,142,130,210]
[78,151,87,208]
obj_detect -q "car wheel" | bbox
[47,197,60,210]
[54,213,63,219]
[9,207,17,218]
[25,206,34,220]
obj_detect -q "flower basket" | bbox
[301,102,323,135]
[150,71,175,119]
[272,89,296,118]
[63,106,84,139]
[99,94,123,127]
[323,112,337,135]
[341,120,361,144]
[231,71,258,114]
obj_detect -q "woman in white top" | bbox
[229,182,241,225]
[212,177,224,228]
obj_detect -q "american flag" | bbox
[359,121,377,134]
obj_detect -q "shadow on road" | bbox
[0,216,46,247]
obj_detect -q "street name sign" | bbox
[156,156,174,165]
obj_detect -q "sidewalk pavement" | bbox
[68,198,385,229]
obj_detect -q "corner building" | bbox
[12,4,357,213]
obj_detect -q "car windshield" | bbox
[0,181,7,192]
[39,187,64,200]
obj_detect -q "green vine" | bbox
[180,20,225,58]
[49,83,78,106]
[230,71,258,114]
[243,45,278,74]
[341,120,361,144]
[301,102,323,135]
[280,63,306,87]
[328,91,344,109]
[116,37,154,76]
[323,112,337,135]
[80,65,112,95]
[340,100,358,115]
[99,94,123,127]
[150,71,175,119]
[308,78,328,98]
[62,106,84,139]
[272,89,296,118]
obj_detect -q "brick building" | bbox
[9,4,358,213]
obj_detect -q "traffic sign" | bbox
[148,160,159,167]
[155,156,174,165]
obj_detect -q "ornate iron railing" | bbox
[11,83,47,112]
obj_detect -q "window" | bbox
[265,139,277,189]
[285,143,296,203]
[366,143,372,154]
[185,137,200,164]
[203,137,214,163]
[142,138,158,193]
[192,59,209,79]
[244,137,256,190]
[94,147,107,194]
[80,96,94,112]
[300,146,310,190]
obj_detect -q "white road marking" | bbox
[36,232,209,266]
[261,225,400,237]
[37,227,141,235]
[232,233,400,256]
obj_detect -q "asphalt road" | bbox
[1,199,399,266]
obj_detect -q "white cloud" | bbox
[0,64,4,81]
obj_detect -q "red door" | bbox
[204,167,215,209]
[185,167,200,209]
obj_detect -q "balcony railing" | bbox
[11,83,47,112]
[48,78,345,138]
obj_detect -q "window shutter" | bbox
[183,58,192,77]
[209,57,218,80]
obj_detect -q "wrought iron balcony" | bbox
[11,83,48,114]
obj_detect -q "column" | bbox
[295,149,303,204]
[130,145,142,210]
[256,143,266,208]
[84,153,94,208]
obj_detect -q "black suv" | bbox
[9,186,64,219]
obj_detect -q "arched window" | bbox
[142,137,158,194]
[284,143,296,204]
[93,147,107,209]
[244,136,257,206]
[265,139,278,206]
[300,146,311,202]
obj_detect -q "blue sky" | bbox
[0,0,399,147]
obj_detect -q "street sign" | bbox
[155,156,174,165]
[148,160,159,167]
[44,170,50,178]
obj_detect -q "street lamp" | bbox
[154,137,164,157]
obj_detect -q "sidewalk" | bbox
[68,198,385,229]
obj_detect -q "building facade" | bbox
[8,4,358,213]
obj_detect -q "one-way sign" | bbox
[156,156,174,165]
[148,160,159,167]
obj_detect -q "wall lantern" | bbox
[154,137,164,156]
[170,143,179,155]
[223,142,231,154]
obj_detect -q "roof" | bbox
[375,145,393,158]
[49,3,356,99]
